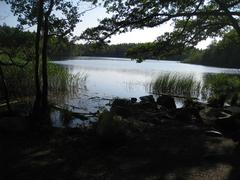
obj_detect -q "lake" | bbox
[54,56,240,114]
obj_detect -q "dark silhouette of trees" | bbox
[82,0,240,58]
[0,25,34,113]
[185,30,240,68]
[4,0,84,123]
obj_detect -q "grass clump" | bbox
[48,63,87,95]
[150,73,201,98]
[0,61,87,104]
[202,73,240,105]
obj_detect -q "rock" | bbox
[199,107,231,126]
[139,95,155,103]
[111,98,133,117]
[176,108,192,122]
[199,107,240,133]
[156,95,176,109]
[112,98,131,107]
[130,98,137,103]
[208,95,226,107]
[224,106,240,116]
[205,130,223,137]
[111,106,132,118]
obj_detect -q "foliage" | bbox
[0,25,82,60]
[78,43,137,58]
[0,24,34,51]
[48,36,81,59]
[3,0,87,119]
[82,0,240,43]
[97,110,128,142]
[182,48,204,64]
[185,30,240,68]
[202,73,240,104]
[48,63,87,95]
[150,73,201,98]
[150,72,240,105]
[81,0,240,61]
[0,62,86,102]
[4,0,82,37]
[126,43,157,60]
[0,24,34,64]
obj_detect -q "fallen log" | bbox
[51,104,98,120]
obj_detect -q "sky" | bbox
[0,1,212,49]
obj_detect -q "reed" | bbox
[48,63,87,94]
[0,62,87,102]
[149,73,201,98]
[202,73,240,103]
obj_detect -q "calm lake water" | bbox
[54,56,240,114]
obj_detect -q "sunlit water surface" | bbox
[52,57,240,127]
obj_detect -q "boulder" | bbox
[130,98,137,103]
[111,106,132,118]
[111,98,133,117]
[156,95,176,110]
[200,107,232,126]
[111,98,131,107]
[175,108,192,122]
[139,95,155,103]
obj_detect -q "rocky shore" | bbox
[1,95,240,179]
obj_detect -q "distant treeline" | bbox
[0,25,81,60]
[78,43,138,58]
[183,30,240,68]
[1,25,240,68]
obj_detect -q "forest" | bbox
[2,24,240,68]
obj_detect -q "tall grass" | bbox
[149,73,201,98]
[150,72,240,104]
[48,63,87,94]
[0,62,87,103]
[202,73,240,103]
[1,63,34,99]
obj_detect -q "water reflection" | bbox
[54,57,240,115]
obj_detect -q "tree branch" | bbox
[214,0,240,37]
[0,49,31,68]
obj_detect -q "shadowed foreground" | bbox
[1,96,240,180]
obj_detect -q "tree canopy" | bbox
[81,0,240,49]
[184,29,240,67]
[2,0,88,122]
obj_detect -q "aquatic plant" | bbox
[0,62,87,104]
[0,62,34,99]
[202,73,240,105]
[48,63,87,94]
[149,73,201,98]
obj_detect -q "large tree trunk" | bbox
[41,15,50,122]
[40,0,54,124]
[32,0,44,120]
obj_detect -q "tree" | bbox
[81,0,240,55]
[3,0,85,123]
[186,30,240,67]
[0,25,34,113]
